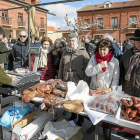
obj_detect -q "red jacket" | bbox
[31,52,55,81]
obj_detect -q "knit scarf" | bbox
[38,48,50,68]
[125,48,140,81]
[95,51,113,72]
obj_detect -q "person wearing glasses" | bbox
[31,37,55,80]
[52,38,66,77]
[12,30,28,70]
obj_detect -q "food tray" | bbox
[115,103,140,131]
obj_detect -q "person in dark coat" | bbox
[122,40,133,53]
[12,30,29,70]
[52,38,66,77]
[84,35,96,57]
[34,36,41,47]
[0,26,9,69]
[120,29,140,97]
[31,37,55,81]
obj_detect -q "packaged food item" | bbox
[52,89,67,98]
[87,93,120,115]
[22,90,39,103]
[37,84,53,94]
[56,81,68,91]
[22,89,31,95]
[28,82,46,91]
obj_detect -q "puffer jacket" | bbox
[12,38,28,70]
[113,43,123,60]
[119,48,140,97]
[58,44,90,83]
[85,55,119,91]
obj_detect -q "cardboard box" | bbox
[12,111,55,140]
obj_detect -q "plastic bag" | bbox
[0,101,32,130]
[87,92,122,115]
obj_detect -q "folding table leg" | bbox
[109,124,112,140]
[95,124,99,140]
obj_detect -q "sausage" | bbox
[126,108,131,114]
[121,99,133,107]
[136,120,140,123]
[132,116,139,122]
[93,98,101,109]
[121,105,126,110]
[129,110,137,118]
[106,98,114,113]
[131,96,140,104]
[138,110,140,115]
[121,110,126,116]
[134,103,140,109]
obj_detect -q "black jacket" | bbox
[12,38,28,70]
[85,42,96,57]
[119,47,140,97]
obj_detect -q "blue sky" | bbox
[41,0,129,29]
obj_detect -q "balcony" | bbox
[40,24,47,30]
[18,21,26,27]
[1,18,12,26]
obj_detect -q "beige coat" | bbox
[58,45,90,83]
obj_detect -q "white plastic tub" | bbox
[115,103,140,131]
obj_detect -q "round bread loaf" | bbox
[63,100,84,113]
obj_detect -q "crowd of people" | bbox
[0,25,140,138]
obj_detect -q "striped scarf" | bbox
[125,48,140,81]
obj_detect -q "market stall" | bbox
[0,78,140,140]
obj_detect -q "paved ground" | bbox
[56,108,140,140]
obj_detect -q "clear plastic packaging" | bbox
[87,92,122,115]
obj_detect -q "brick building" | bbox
[0,0,49,40]
[77,0,140,43]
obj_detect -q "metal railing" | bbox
[18,21,26,27]
[1,18,12,26]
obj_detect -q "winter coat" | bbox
[112,43,123,60]
[52,50,62,70]
[34,41,41,48]
[85,42,96,58]
[0,41,8,64]
[31,52,55,81]
[12,38,28,70]
[0,66,12,84]
[58,45,90,83]
[85,55,119,91]
[119,48,140,97]
[122,43,133,53]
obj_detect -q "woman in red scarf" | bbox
[85,39,119,91]
[85,39,120,134]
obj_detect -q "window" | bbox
[112,17,117,28]
[40,18,44,28]
[98,18,103,29]
[84,19,90,24]
[84,19,90,29]
[18,13,23,22]
[130,16,136,28]
[2,11,8,20]
[106,4,109,7]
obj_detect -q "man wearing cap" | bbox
[120,29,140,97]
[34,36,41,47]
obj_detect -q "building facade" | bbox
[47,26,73,42]
[0,0,48,40]
[77,0,140,43]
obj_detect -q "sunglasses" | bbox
[56,47,62,49]
[19,35,27,38]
